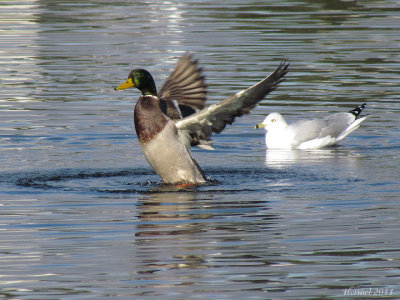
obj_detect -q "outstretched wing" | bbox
[158,53,207,119]
[176,61,289,148]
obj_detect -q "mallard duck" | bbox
[115,54,288,184]
[254,103,367,149]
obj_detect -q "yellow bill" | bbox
[254,123,264,129]
[114,78,134,91]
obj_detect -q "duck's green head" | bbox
[114,69,157,96]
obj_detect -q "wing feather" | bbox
[158,54,207,118]
[176,61,289,147]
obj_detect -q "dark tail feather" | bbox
[349,103,366,118]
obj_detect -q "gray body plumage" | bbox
[140,120,206,184]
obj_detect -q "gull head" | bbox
[254,113,287,131]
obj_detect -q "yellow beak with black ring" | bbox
[254,123,265,129]
[114,78,135,91]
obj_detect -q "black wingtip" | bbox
[264,60,289,92]
[276,60,289,76]
[349,103,367,118]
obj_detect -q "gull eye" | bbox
[271,118,276,123]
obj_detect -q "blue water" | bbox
[1,0,400,299]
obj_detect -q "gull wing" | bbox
[176,61,289,147]
[291,110,366,145]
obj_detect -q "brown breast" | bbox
[134,95,169,144]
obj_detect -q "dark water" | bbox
[1,0,400,299]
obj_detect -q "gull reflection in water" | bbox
[264,147,360,169]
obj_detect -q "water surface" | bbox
[1,0,400,299]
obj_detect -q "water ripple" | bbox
[0,167,326,194]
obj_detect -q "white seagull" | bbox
[255,104,367,149]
